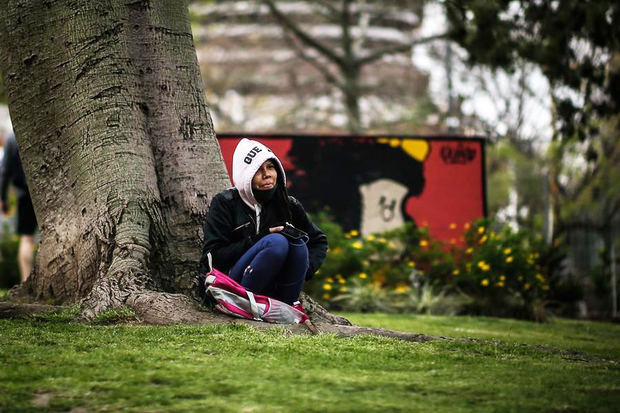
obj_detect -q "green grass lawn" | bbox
[1,310,618,412]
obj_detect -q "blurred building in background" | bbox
[190,0,440,134]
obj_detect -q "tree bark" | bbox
[0,0,350,328]
[0,0,229,316]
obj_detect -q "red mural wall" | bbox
[217,134,486,244]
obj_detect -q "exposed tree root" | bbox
[123,290,441,341]
[299,292,351,326]
[80,274,143,320]
[0,302,61,318]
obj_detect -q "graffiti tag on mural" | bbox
[440,142,477,164]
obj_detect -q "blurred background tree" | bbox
[190,0,446,133]
[446,0,619,317]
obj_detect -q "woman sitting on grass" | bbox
[200,138,327,313]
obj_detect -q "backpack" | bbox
[197,255,318,333]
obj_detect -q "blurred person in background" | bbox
[0,128,37,282]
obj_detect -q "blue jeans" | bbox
[229,233,309,304]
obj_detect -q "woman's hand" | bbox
[269,226,284,233]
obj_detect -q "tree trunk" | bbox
[0,0,351,329]
[0,0,230,316]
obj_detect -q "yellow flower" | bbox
[496,281,505,287]
[362,260,370,267]
[479,235,488,244]
[449,223,457,230]
[378,237,387,243]
[332,247,342,255]
[394,283,410,293]
[350,229,359,237]
[536,274,546,283]
[503,248,512,255]
[339,287,348,293]
[338,278,346,284]
[352,241,363,249]
[407,261,415,267]
[388,242,397,249]
[499,275,506,281]
[452,269,460,276]
[464,222,471,230]
[359,272,368,279]
[322,293,330,299]
[478,226,485,234]
[326,277,334,283]
[477,261,490,271]
[524,283,531,290]
[517,275,523,282]
[481,279,489,287]
[506,256,514,263]
[419,240,428,247]
[323,283,332,291]
[541,285,550,291]
[466,247,474,254]
[366,234,376,241]
[344,234,351,239]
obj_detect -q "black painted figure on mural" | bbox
[287,138,426,234]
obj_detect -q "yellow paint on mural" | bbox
[401,139,429,161]
[376,137,429,162]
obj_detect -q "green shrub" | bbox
[307,212,563,320]
[453,219,554,320]
[0,228,20,289]
[330,278,394,313]
[391,282,471,316]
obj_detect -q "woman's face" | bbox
[252,160,278,190]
